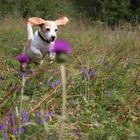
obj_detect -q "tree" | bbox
[100,0,131,25]
[130,0,140,23]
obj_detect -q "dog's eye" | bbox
[45,28,50,32]
[55,29,58,32]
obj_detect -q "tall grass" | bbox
[0,17,140,140]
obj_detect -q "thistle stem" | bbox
[18,74,26,140]
[59,63,67,140]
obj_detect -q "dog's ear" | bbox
[55,17,69,26]
[39,23,45,29]
[28,17,47,26]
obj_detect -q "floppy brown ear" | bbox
[28,17,47,26]
[55,16,70,26]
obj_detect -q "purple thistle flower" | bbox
[50,39,72,55]
[23,111,29,125]
[88,68,95,79]
[16,53,31,63]
[82,66,88,80]
[10,113,15,126]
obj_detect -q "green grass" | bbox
[0,17,140,140]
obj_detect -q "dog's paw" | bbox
[49,52,56,60]
[36,53,43,60]
[40,60,44,65]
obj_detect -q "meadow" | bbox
[0,17,140,140]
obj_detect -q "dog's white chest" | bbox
[37,43,49,56]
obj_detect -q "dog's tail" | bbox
[27,23,33,40]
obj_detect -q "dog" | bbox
[23,16,69,64]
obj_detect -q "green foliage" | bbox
[0,0,76,19]
[73,0,140,25]
[101,0,131,25]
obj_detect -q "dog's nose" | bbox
[51,36,56,41]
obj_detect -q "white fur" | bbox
[27,24,33,40]
[24,22,57,64]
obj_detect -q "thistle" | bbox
[49,39,72,63]
[16,53,31,140]
[50,39,72,140]
[16,53,31,76]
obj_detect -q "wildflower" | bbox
[50,39,72,55]
[0,124,6,131]
[16,53,31,70]
[82,67,95,80]
[16,53,31,77]
[23,111,29,125]
[49,39,72,63]
[18,70,28,77]
[10,113,15,126]
[56,80,61,85]
[12,127,24,136]
[50,80,61,89]
[50,39,72,139]
[10,113,25,136]
[16,53,31,64]
[29,68,33,74]
[36,112,42,125]
[50,82,55,89]
[45,112,54,122]
[82,66,88,80]
[88,68,95,79]
[20,127,24,135]
[45,113,49,122]
[0,118,8,132]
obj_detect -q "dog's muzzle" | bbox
[51,36,56,42]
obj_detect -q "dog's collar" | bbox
[38,31,50,44]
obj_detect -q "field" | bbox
[0,17,140,140]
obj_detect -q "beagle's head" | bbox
[28,17,69,43]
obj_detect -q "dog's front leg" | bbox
[30,46,43,60]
